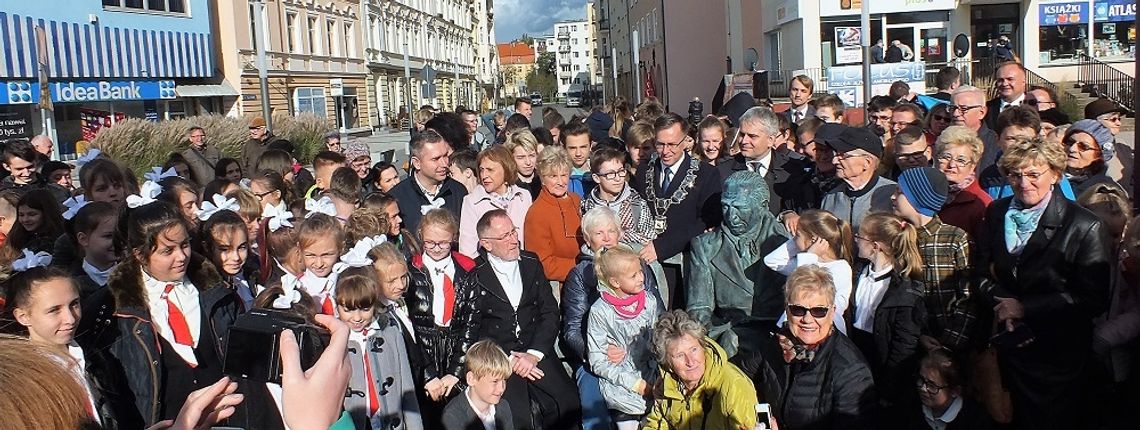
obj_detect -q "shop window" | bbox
[1038,2,1090,64]
[295,87,327,117]
[104,0,186,14]
[1092,0,1136,62]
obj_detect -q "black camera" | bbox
[223,308,330,384]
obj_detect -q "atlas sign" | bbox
[50,80,177,103]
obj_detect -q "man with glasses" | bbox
[241,116,283,178]
[181,126,220,187]
[461,109,487,151]
[893,126,932,175]
[1026,85,1069,123]
[866,96,898,140]
[389,130,469,233]
[471,209,581,430]
[582,148,656,246]
[984,62,1027,130]
[1085,97,1130,191]
[950,85,1000,172]
[784,125,897,232]
[632,113,722,307]
[718,106,814,215]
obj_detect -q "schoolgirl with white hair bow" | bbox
[195,194,259,311]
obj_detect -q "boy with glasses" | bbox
[582,148,656,246]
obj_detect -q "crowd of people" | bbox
[0,58,1135,430]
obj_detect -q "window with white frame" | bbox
[344,22,355,58]
[326,20,338,56]
[308,16,320,55]
[247,3,270,51]
[295,87,327,117]
[103,0,186,14]
[286,12,299,53]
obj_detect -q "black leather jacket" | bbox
[406,252,484,383]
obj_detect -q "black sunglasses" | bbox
[788,304,830,318]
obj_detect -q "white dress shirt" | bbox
[659,158,683,190]
[748,150,774,178]
[1000,93,1025,112]
[488,254,523,310]
[383,298,416,341]
[299,269,335,311]
[82,259,114,287]
[422,253,457,327]
[853,265,893,332]
[64,342,101,425]
[790,105,810,122]
[922,396,964,430]
[143,270,201,366]
[466,388,498,430]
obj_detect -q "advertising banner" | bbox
[80,108,125,141]
[826,63,926,107]
[1039,2,1090,25]
[834,27,863,64]
[0,106,32,141]
[1094,0,1137,22]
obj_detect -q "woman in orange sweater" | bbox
[524,146,584,285]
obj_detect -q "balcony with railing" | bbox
[558,45,571,54]
[557,29,570,39]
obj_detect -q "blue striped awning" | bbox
[0,12,213,80]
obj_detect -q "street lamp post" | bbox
[252,0,272,130]
[403,40,413,126]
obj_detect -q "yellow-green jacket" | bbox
[643,338,759,430]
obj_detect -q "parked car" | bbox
[530,92,543,106]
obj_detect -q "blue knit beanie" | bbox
[897,167,949,217]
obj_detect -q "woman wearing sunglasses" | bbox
[924,104,954,140]
[1063,119,1122,198]
[733,265,876,430]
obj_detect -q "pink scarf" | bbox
[602,290,647,319]
[948,172,977,194]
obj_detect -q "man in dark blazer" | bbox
[471,209,580,430]
[631,113,722,307]
[983,61,1027,130]
[718,106,816,215]
[785,75,816,125]
[388,130,468,232]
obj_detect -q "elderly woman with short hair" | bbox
[562,206,662,430]
[643,310,758,430]
[1063,119,1122,197]
[523,146,584,283]
[733,265,877,430]
[977,138,1112,430]
[934,125,993,239]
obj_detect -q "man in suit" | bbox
[785,75,816,125]
[472,209,580,430]
[718,107,815,215]
[632,113,722,308]
[951,85,1001,173]
[984,61,1027,130]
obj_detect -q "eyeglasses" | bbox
[1099,115,1123,123]
[253,189,278,201]
[948,105,983,114]
[937,154,974,167]
[422,240,452,250]
[916,377,949,394]
[480,227,518,242]
[834,152,869,161]
[189,134,206,139]
[1005,170,1048,182]
[932,115,953,122]
[787,304,830,318]
[655,137,689,150]
[594,169,628,180]
[1065,139,1098,152]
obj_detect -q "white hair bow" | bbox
[126,181,163,208]
[62,195,90,220]
[304,196,337,219]
[197,194,239,221]
[273,273,303,309]
[332,236,385,274]
[12,249,53,272]
[262,203,294,232]
[144,166,179,182]
[73,149,102,167]
[419,197,445,214]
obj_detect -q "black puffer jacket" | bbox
[406,251,483,383]
[561,251,662,369]
[733,329,877,430]
[846,269,926,406]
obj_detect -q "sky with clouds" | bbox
[494,0,588,43]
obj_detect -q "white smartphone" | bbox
[755,403,772,430]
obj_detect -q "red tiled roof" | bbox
[497,42,535,65]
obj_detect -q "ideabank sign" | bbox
[1,80,176,105]
[51,80,177,103]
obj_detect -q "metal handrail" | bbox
[1075,52,1135,114]
[1024,68,1078,106]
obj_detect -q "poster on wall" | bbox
[80,108,125,141]
[825,62,927,107]
[834,27,863,64]
[1039,2,1090,25]
[0,106,32,141]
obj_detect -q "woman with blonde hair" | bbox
[506,129,542,200]
[523,146,583,284]
[934,126,992,238]
[764,209,856,332]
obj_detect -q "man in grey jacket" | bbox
[181,126,220,186]
[781,125,896,233]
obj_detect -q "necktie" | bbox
[748,160,767,176]
[322,295,335,316]
[661,167,673,190]
[442,274,456,325]
[363,346,379,415]
[387,304,399,327]
[794,110,802,122]
[162,284,193,346]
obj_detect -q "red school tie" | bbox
[442,274,456,325]
[322,295,335,316]
[162,284,194,346]
[362,331,380,416]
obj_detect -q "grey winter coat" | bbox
[586,284,663,415]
